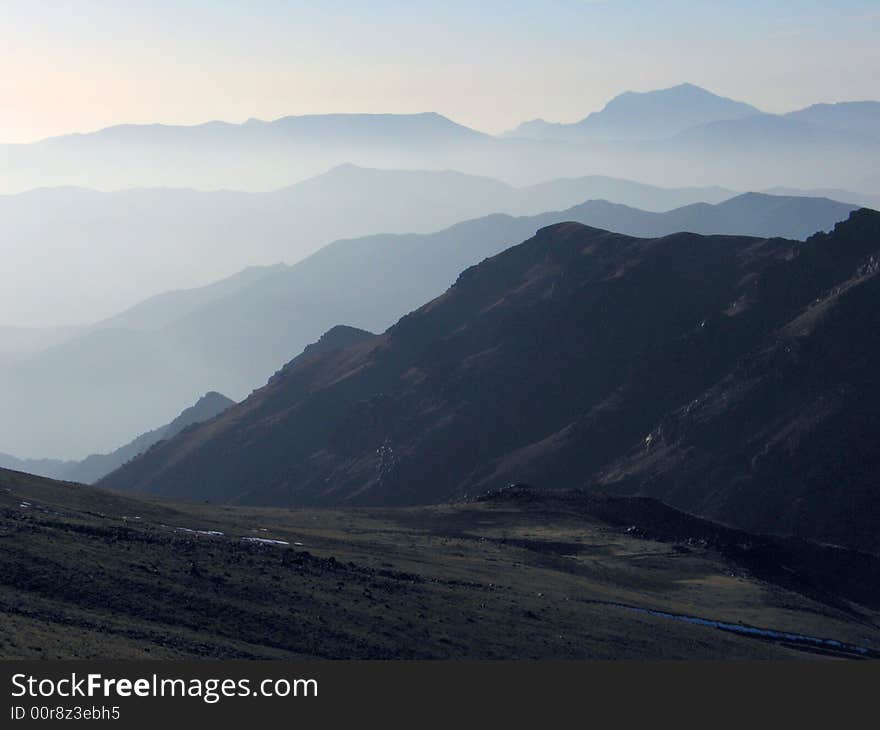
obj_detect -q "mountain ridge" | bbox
[2,84,878,193]
[100,209,880,556]
[1,192,858,458]
[506,83,761,141]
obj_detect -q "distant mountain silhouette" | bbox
[672,113,874,146]
[652,114,880,193]
[99,265,287,332]
[762,186,880,211]
[0,112,492,192]
[522,175,735,212]
[562,193,856,240]
[0,165,740,328]
[0,324,87,365]
[506,83,761,141]
[501,86,880,192]
[785,102,880,140]
[0,391,233,483]
[2,87,878,194]
[101,209,880,555]
[0,452,72,482]
[72,112,488,146]
[0,193,857,458]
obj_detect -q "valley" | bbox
[2,468,878,660]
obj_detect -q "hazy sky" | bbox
[1,0,879,142]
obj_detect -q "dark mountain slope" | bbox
[102,211,880,553]
[14,189,844,461]
[101,211,875,524]
[289,325,377,360]
[594,217,880,551]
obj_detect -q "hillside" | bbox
[101,209,880,554]
[4,468,879,659]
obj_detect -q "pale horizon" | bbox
[2,0,879,143]
[8,83,880,147]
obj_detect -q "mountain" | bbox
[0,112,493,193]
[673,113,875,146]
[101,209,880,555]
[3,88,879,196]
[99,265,287,332]
[0,453,72,482]
[643,113,880,193]
[0,166,518,327]
[501,86,880,192]
[0,391,233,483]
[762,186,880,211]
[522,175,735,212]
[0,166,741,328]
[786,101,880,140]
[62,391,235,483]
[285,325,378,363]
[1,192,856,459]
[0,324,87,365]
[559,193,857,241]
[505,84,761,141]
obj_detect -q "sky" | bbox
[1,0,879,142]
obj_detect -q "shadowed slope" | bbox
[102,210,880,555]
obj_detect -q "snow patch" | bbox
[241,537,290,547]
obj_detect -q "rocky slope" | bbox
[102,211,880,552]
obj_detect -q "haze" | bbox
[2,0,878,142]
[1,1,878,461]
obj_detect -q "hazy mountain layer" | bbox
[0,165,738,328]
[0,193,856,459]
[0,392,233,483]
[785,102,880,140]
[101,209,880,555]
[0,85,877,196]
[506,83,761,141]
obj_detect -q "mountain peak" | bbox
[591,83,760,123]
[316,325,377,348]
[272,325,378,382]
[195,391,235,408]
[508,83,760,142]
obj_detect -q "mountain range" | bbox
[1,85,877,194]
[101,208,880,555]
[0,165,739,328]
[506,83,762,141]
[0,192,858,460]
